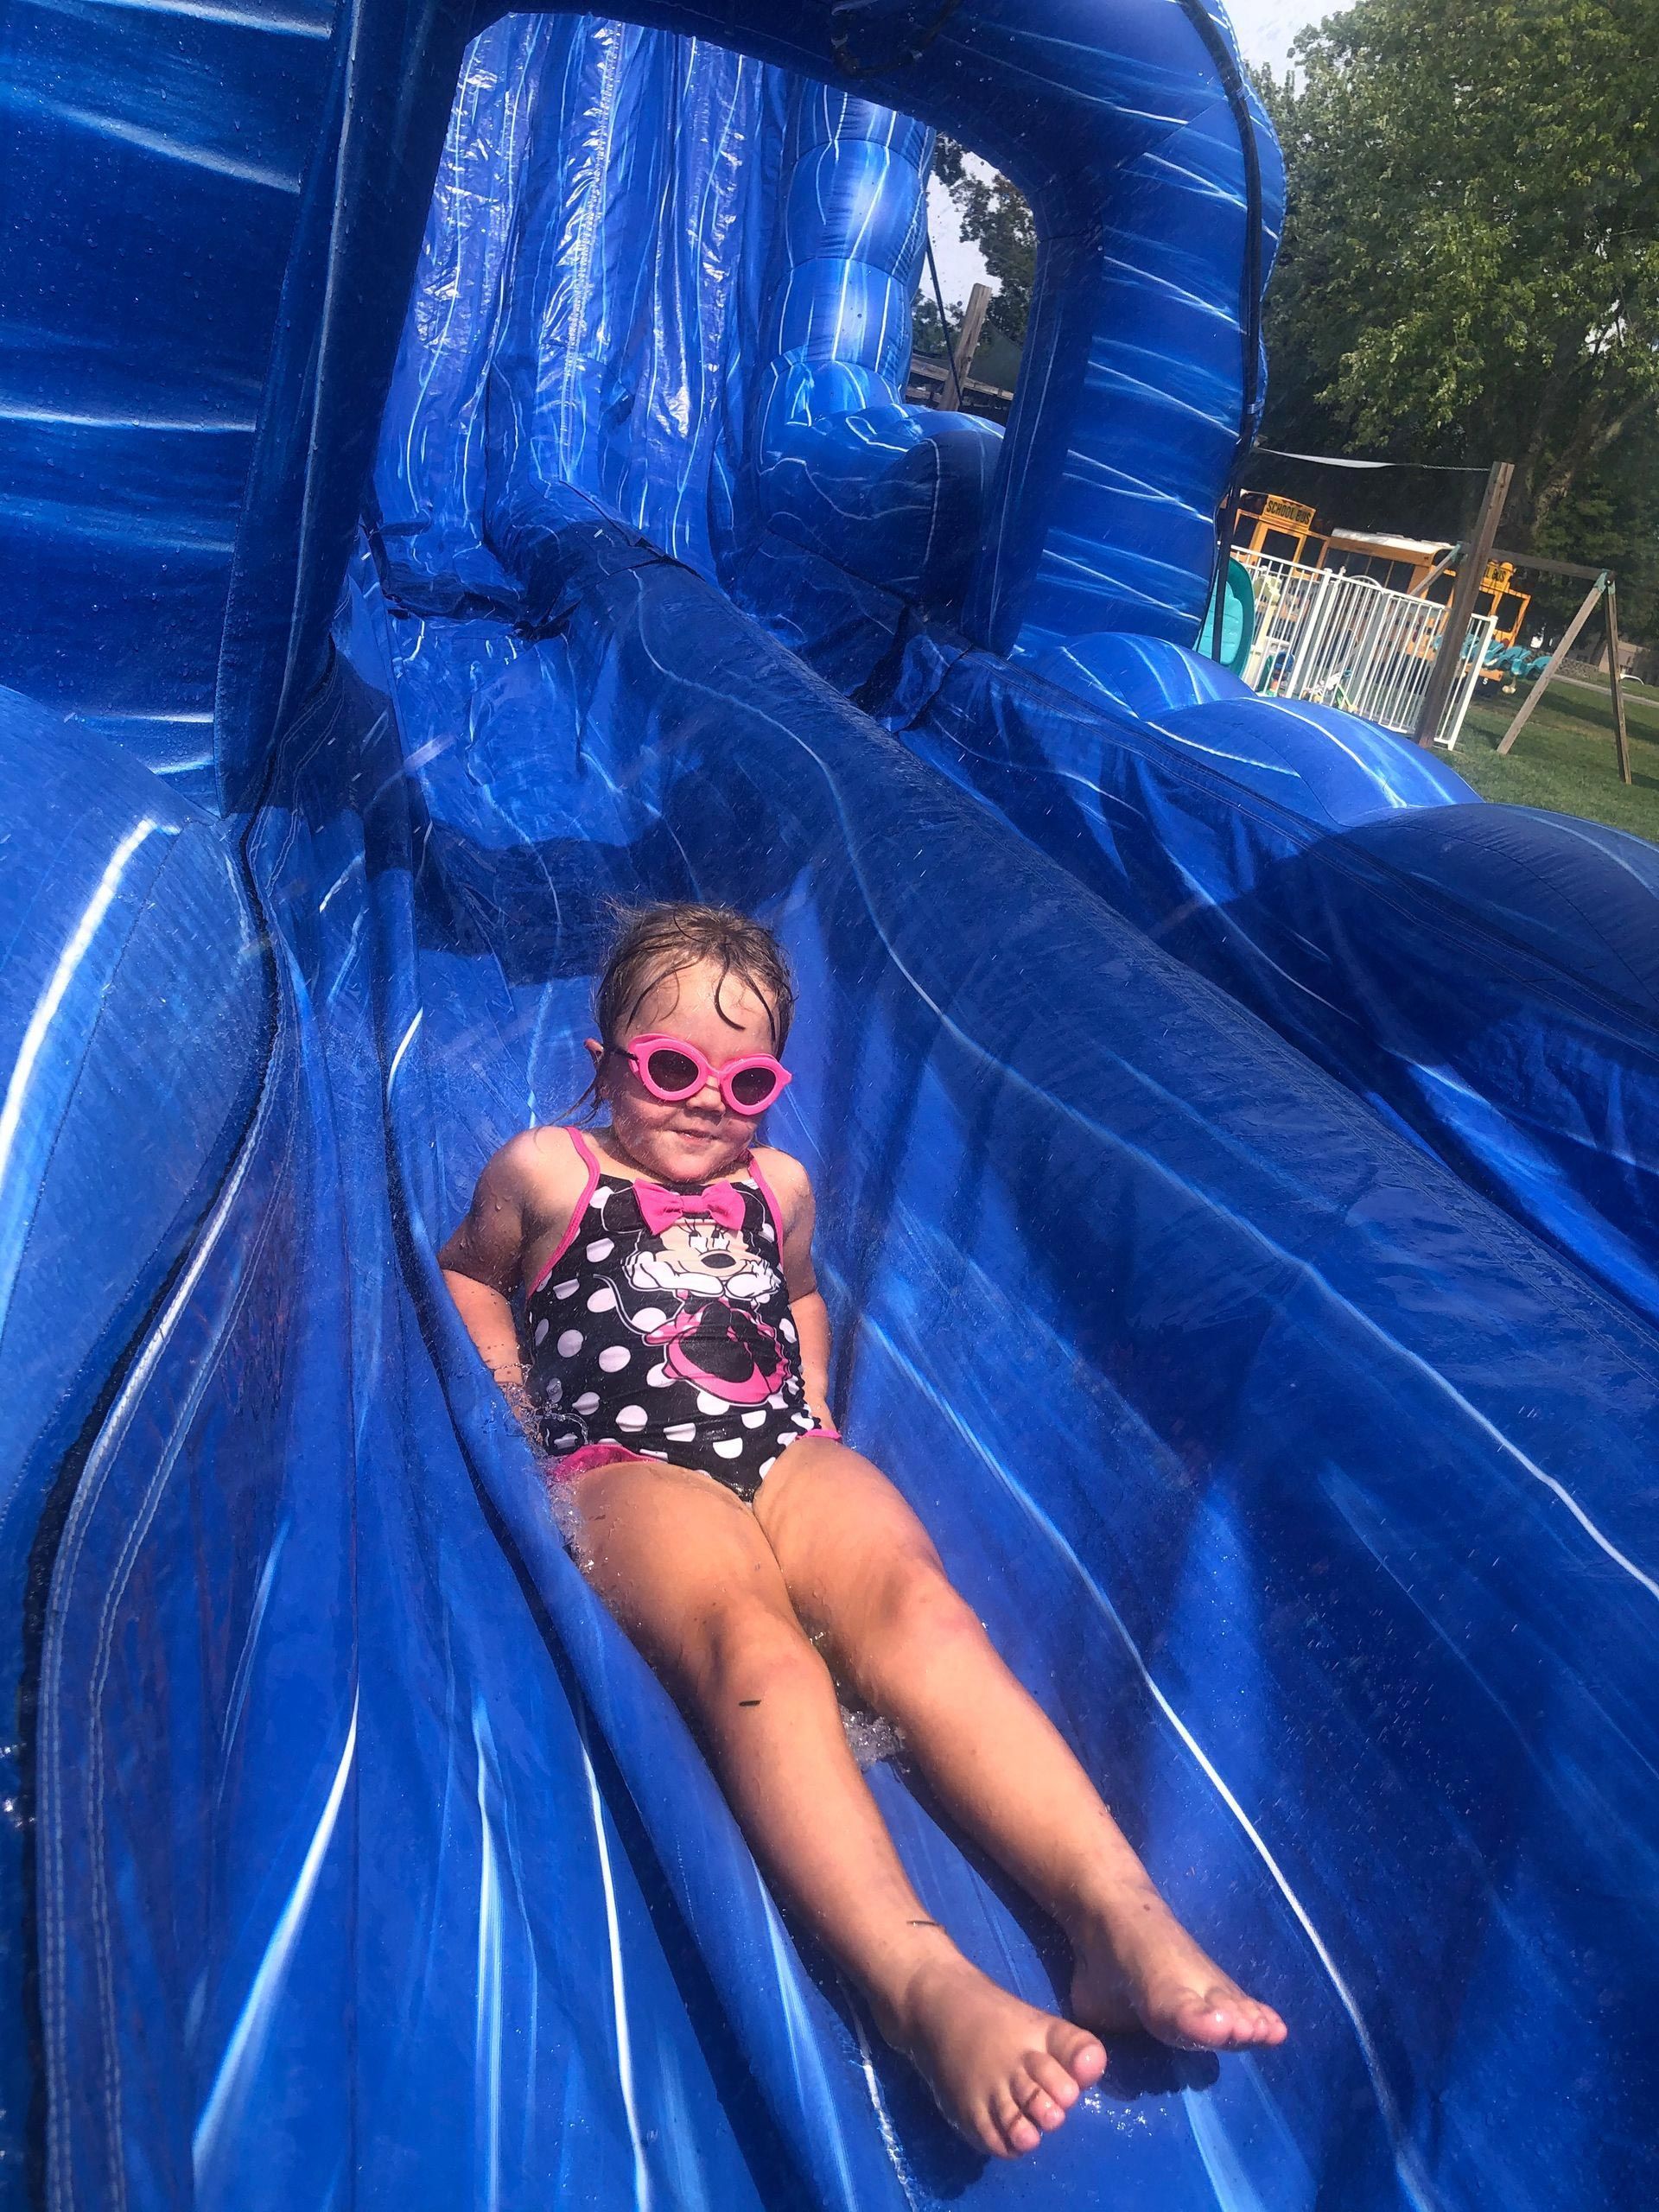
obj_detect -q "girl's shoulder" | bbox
[490,1124,596,1226]
[748,1144,812,1230]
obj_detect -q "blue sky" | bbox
[929,0,1347,301]
[1223,0,1344,74]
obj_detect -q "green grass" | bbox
[1447,675,1659,846]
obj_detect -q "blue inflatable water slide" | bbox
[3,2,1657,2205]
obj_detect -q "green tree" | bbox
[929,137,1037,344]
[1258,0,1659,589]
[912,292,954,359]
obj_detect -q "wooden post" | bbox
[1495,576,1605,755]
[1407,541,1461,599]
[938,282,993,413]
[1605,579,1634,785]
[1414,459,1513,746]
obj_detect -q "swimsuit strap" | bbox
[744,1147,786,1248]
[524,1127,601,1297]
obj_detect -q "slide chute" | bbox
[2,4,1655,2208]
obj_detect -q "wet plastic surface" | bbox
[0,689,270,2181]
[38,504,1659,2209]
[0,0,334,793]
[2,0,1657,2206]
[882,637,1659,1325]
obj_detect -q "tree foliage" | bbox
[930,137,1037,343]
[1257,0,1659,623]
[912,292,951,358]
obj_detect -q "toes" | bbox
[989,2086,1041,2157]
[972,2113,1016,2162]
[1027,2049,1082,2113]
[1170,1993,1236,2049]
[1205,1986,1287,2050]
[1010,2064,1066,2133]
[1168,1985,1287,2050]
[1237,2005,1287,2048]
[1048,2020,1108,2088]
[1022,2088,1067,2135]
[1006,2113,1041,2155]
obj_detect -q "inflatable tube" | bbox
[0,690,270,2161]
[889,642,1659,1323]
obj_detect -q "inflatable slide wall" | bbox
[1,0,1655,2205]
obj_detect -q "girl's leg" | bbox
[566,1457,1107,2157]
[754,1441,1287,2053]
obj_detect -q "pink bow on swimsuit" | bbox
[634,1179,746,1235]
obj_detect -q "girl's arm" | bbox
[766,1153,836,1432]
[439,1135,545,1443]
[791,1286,834,1427]
[444,1272,527,1397]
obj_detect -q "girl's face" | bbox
[588,956,781,1184]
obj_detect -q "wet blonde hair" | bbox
[573,902,795,1120]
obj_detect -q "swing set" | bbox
[1491,550,1633,786]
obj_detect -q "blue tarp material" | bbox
[367,20,1659,1327]
[1,2,1657,2209]
[877,637,1659,1325]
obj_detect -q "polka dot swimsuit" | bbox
[524,1128,826,1502]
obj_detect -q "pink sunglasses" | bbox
[620,1032,791,1116]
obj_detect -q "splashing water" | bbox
[840,1707,904,1769]
[544,1477,585,1552]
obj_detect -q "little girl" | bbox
[441,902,1285,2160]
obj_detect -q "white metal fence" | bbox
[1234,550,1495,749]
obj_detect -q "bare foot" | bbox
[874,1952,1107,2158]
[1068,1884,1287,2052]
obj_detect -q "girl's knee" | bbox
[691,1599,822,1707]
[860,1556,984,1680]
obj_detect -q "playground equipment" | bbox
[1234,492,1535,647]
[1198,555,1256,674]
[2,3,1657,2209]
[1491,555,1635,784]
[1232,543,1495,743]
